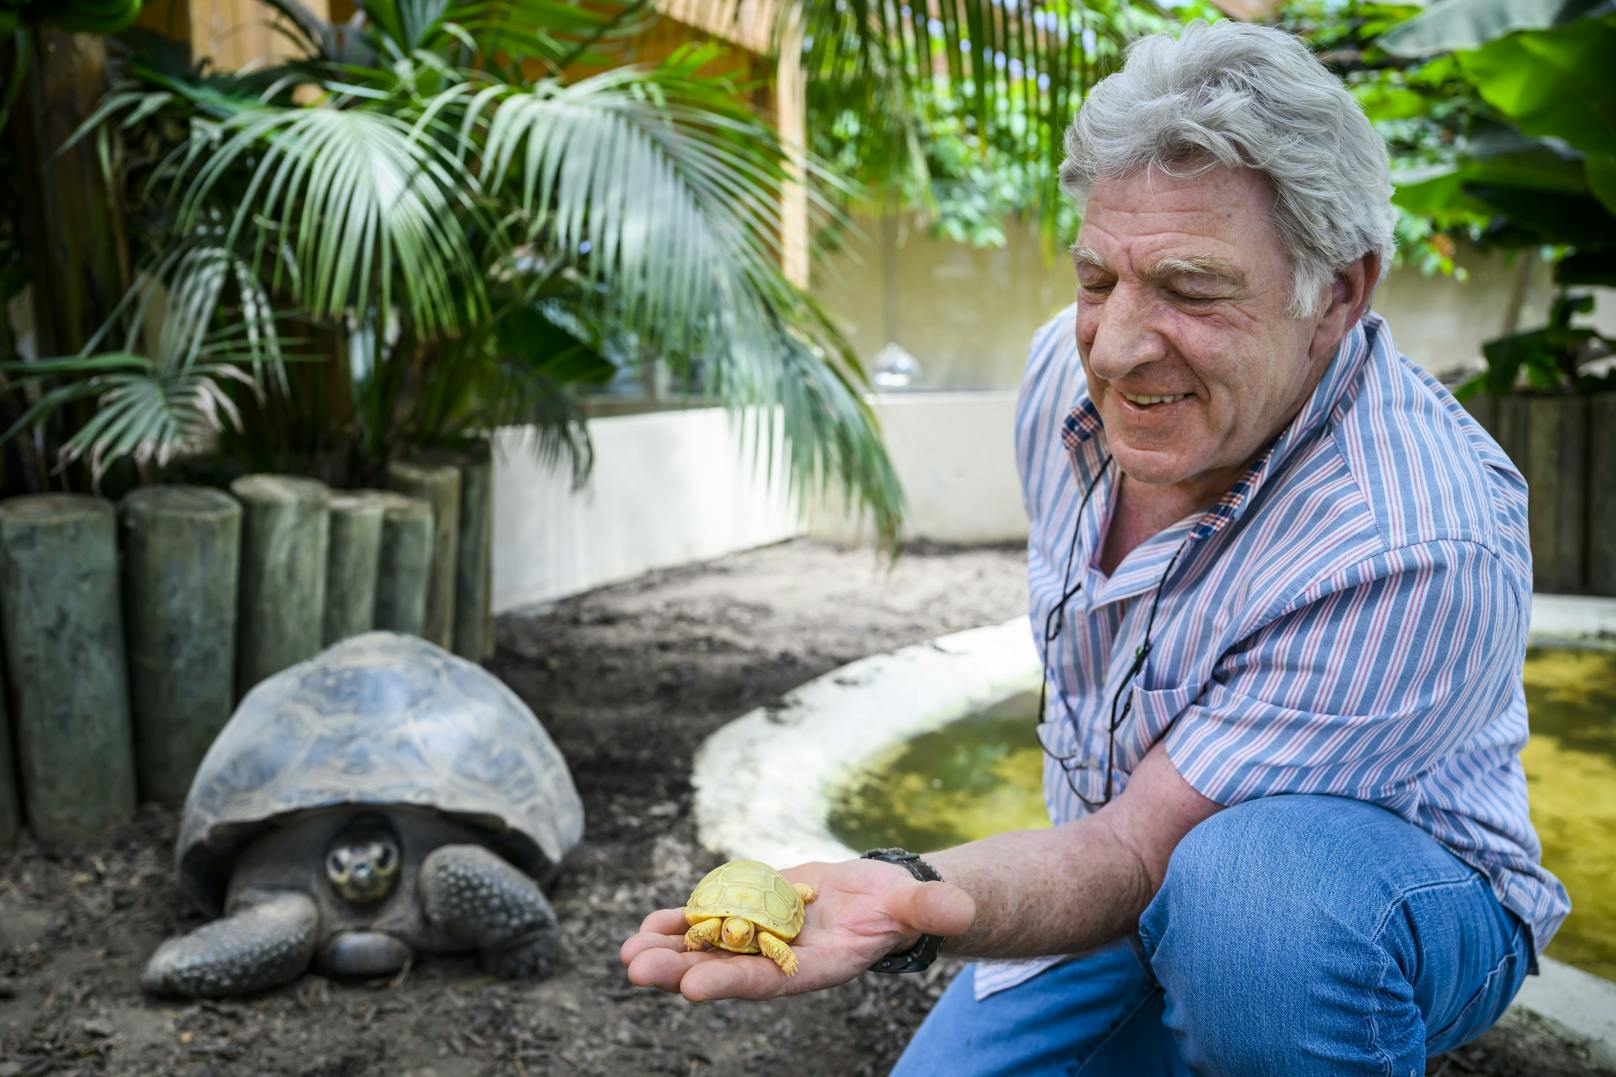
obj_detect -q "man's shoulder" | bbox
[1328,317,1526,561]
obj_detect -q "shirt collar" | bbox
[1059,312,1382,541]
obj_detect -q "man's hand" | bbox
[618,859,976,1002]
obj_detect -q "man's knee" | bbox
[1136,796,1427,1075]
[1136,796,1327,983]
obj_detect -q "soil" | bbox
[0,539,1611,1077]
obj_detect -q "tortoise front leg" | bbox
[756,931,799,976]
[419,844,560,979]
[684,917,722,951]
[141,890,319,998]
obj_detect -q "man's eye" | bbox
[1169,290,1217,305]
[1080,281,1113,295]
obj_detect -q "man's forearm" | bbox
[924,814,1157,959]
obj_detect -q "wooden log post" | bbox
[385,461,460,648]
[0,650,19,849]
[368,491,434,637]
[1588,394,1616,597]
[231,475,330,697]
[1519,395,1589,594]
[0,495,136,845]
[119,485,242,806]
[449,444,493,662]
[324,492,385,645]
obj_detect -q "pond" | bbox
[827,648,1616,982]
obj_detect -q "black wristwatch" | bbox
[861,847,947,974]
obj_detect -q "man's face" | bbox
[1073,166,1334,500]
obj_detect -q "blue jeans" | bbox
[892,795,1531,1077]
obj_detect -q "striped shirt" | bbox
[975,307,1570,1000]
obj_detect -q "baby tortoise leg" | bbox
[757,931,799,976]
[684,917,722,951]
[794,883,817,904]
[141,890,318,999]
[419,844,560,979]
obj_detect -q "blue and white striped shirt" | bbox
[976,307,1570,999]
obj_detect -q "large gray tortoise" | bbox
[141,632,585,998]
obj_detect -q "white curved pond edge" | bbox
[692,617,1040,869]
[691,594,1616,1057]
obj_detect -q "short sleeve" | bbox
[1163,538,1527,809]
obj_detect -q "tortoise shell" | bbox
[685,859,805,945]
[175,632,584,911]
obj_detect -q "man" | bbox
[621,20,1569,1075]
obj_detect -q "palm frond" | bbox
[469,58,902,543]
[0,233,296,482]
[171,102,487,335]
[798,0,1183,232]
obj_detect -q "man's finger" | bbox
[678,953,793,1002]
[639,907,688,935]
[619,929,691,967]
[626,945,717,992]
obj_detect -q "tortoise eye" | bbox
[376,845,395,869]
[328,853,346,877]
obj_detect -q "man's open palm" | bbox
[618,859,975,1001]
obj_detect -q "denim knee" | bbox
[1134,796,1432,1076]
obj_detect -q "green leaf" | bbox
[1465,183,1616,246]
[1587,152,1616,215]
[1456,18,1616,154]
[1378,0,1615,56]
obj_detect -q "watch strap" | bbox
[861,847,946,974]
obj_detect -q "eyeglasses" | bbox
[1034,455,1187,810]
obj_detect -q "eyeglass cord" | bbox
[1037,452,1191,807]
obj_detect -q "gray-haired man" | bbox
[621,21,1566,1075]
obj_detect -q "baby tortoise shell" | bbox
[685,859,806,945]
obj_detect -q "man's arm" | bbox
[927,741,1219,957]
[619,742,1219,1000]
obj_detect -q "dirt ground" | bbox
[1,539,1611,1076]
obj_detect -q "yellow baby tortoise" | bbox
[684,859,817,975]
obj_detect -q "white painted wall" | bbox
[491,410,801,612]
[805,391,1028,546]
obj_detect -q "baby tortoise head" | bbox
[324,815,401,906]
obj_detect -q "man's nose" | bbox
[1083,285,1168,379]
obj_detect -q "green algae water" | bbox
[1520,646,1616,981]
[827,649,1616,981]
[826,691,1051,855]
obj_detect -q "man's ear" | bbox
[1310,251,1380,364]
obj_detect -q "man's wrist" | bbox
[861,848,947,973]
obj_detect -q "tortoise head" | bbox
[324,814,401,906]
[720,917,756,951]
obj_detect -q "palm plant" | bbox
[6,0,1203,542]
[11,0,907,536]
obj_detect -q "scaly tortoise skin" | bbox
[684,859,816,975]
